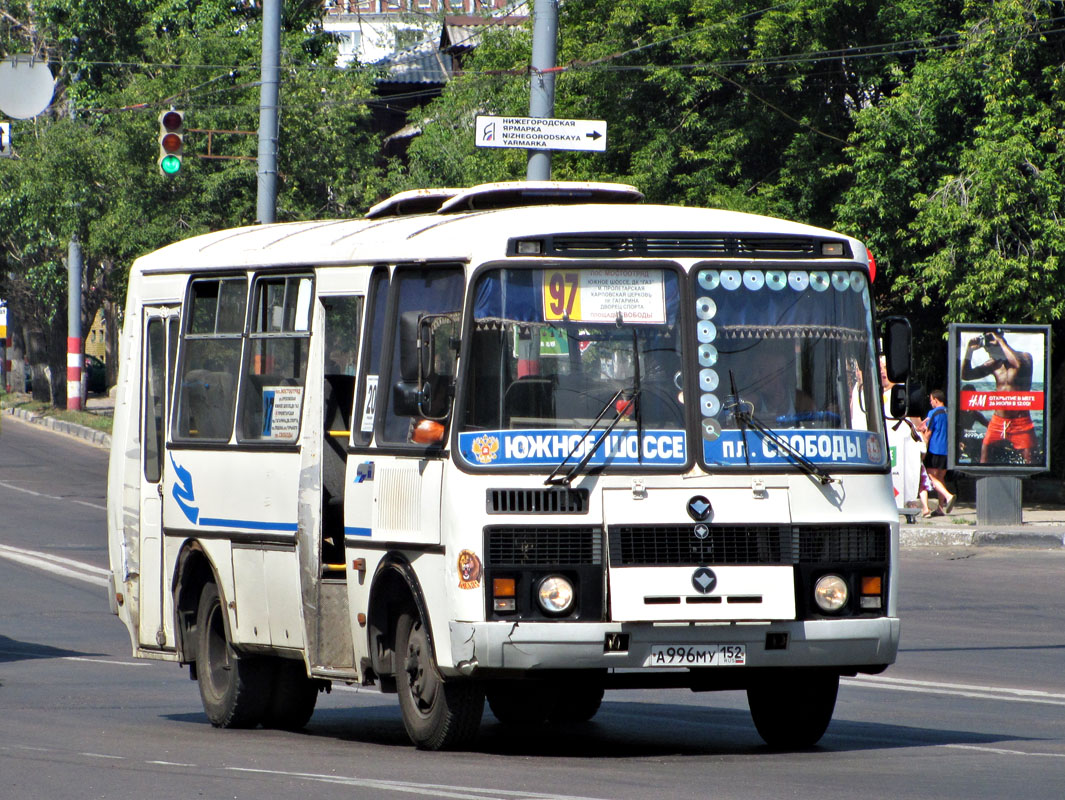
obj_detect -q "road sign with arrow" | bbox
[475,115,607,152]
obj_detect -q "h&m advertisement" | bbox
[948,324,1051,473]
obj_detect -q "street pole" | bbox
[526,0,558,181]
[257,0,281,224]
[67,236,83,411]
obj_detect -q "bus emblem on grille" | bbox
[693,523,709,539]
[687,496,712,521]
[692,567,717,594]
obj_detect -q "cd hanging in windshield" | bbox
[701,418,722,441]
[720,270,742,291]
[695,296,717,319]
[697,270,720,290]
[742,271,765,291]
[766,270,787,291]
[787,271,810,291]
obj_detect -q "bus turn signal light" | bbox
[493,578,516,612]
[861,575,883,609]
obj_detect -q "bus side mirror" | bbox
[888,383,909,419]
[882,316,911,384]
[394,311,460,421]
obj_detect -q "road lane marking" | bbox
[0,543,109,586]
[845,675,1065,706]
[0,479,64,500]
[0,480,106,510]
[227,767,613,800]
[946,744,1065,759]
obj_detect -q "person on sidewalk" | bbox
[919,389,955,514]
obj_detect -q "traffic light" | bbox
[158,109,184,175]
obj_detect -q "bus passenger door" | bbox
[139,308,178,650]
[303,294,363,673]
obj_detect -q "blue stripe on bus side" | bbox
[198,517,299,532]
[345,526,372,537]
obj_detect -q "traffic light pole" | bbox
[256,0,281,224]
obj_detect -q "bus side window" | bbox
[174,277,247,441]
[379,267,464,445]
[237,274,313,443]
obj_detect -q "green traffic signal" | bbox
[160,154,182,175]
[158,109,185,176]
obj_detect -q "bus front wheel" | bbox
[195,582,270,728]
[747,671,838,749]
[395,609,484,750]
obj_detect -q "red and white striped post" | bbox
[67,236,83,411]
[67,336,82,410]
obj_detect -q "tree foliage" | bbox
[0,0,381,401]
[3,0,1065,470]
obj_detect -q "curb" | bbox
[900,526,1065,549]
[3,405,112,449]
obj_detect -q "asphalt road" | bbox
[2,416,1064,800]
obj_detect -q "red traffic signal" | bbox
[158,109,185,175]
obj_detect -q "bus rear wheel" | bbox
[747,670,839,749]
[395,610,483,750]
[195,582,270,728]
[262,657,320,731]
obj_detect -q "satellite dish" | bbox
[0,57,56,119]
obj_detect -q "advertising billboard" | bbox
[947,324,1051,474]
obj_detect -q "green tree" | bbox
[0,0,382,403]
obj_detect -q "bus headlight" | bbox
[814,574,848,613]
[537,575,575,616]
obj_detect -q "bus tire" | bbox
[486,683,551,724]
[747,671,838,749]
[547,684,604,723]
[195,582,269,729]
[395,609,483,750]
[262,658,319,731]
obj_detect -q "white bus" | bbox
[107,181,911,750]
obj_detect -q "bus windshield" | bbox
[458,266,687,470]
[695,267,887,470]
[456,264,886,473]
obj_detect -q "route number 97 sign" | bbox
[542,269,665,324]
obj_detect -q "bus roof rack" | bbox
[437,181,644,214]
[365,188,461,219]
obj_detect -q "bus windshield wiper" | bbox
[544,387,639,487]
[725,371,835,485]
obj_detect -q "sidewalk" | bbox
[6,392,1064,548]
[897,499,1065,549]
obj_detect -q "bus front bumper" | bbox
[446,617,900,676]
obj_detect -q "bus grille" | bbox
[486,526,602,566]
[487,487,589,514]
[608,524,887,567]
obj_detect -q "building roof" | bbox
[374,40,452,86]
[441,15,527,55]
